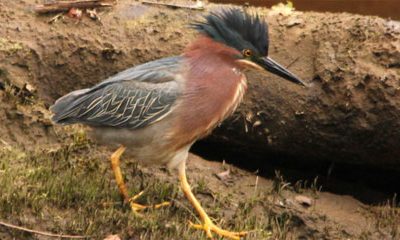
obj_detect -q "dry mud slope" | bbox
[1,1,400,170]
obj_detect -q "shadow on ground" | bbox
[192,139,400,205]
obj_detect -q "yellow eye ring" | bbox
[243,49,252,57]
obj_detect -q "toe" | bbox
[153,201,170,209]
[129,191,145,202]
[189,221,248,239]
[189,221,214,239]
[130,202,147,213]
[207,224,247,240]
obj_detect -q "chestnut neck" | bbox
[183,36,242,68]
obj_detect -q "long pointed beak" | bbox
[260,57,308,86]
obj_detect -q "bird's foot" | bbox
[127,190,170,215]
[110,146,169,215]
[178,160,247,239]
[189,218,247,240]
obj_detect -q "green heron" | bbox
[50,9,306,239]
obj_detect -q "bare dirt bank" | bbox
[1,1,400,169]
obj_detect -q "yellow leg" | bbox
[178,161,247,240]
[110,146,170,214]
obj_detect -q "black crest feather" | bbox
[192,8,269,56]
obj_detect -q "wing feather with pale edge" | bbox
[50,56,182,129]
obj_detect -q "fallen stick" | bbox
[0,219,88,239]
[141,1,204,10]
[35,0,115,14]
[48,12,64,23]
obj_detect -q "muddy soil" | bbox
[0,0,399,240]
[1,1,400,170]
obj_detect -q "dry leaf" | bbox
[67,8,82,19]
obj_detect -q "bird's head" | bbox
[192,9,307,86]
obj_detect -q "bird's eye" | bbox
[242,49,252,57]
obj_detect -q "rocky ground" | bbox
[0,0,399,239]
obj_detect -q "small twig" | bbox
[0,220,88,239]
[35,0,115,14]
[141,1,204,11]
[286,56,300,69]
[48,12,64,23]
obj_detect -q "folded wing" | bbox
[50,56,183,129]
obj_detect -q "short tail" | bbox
[50,88,90,124]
